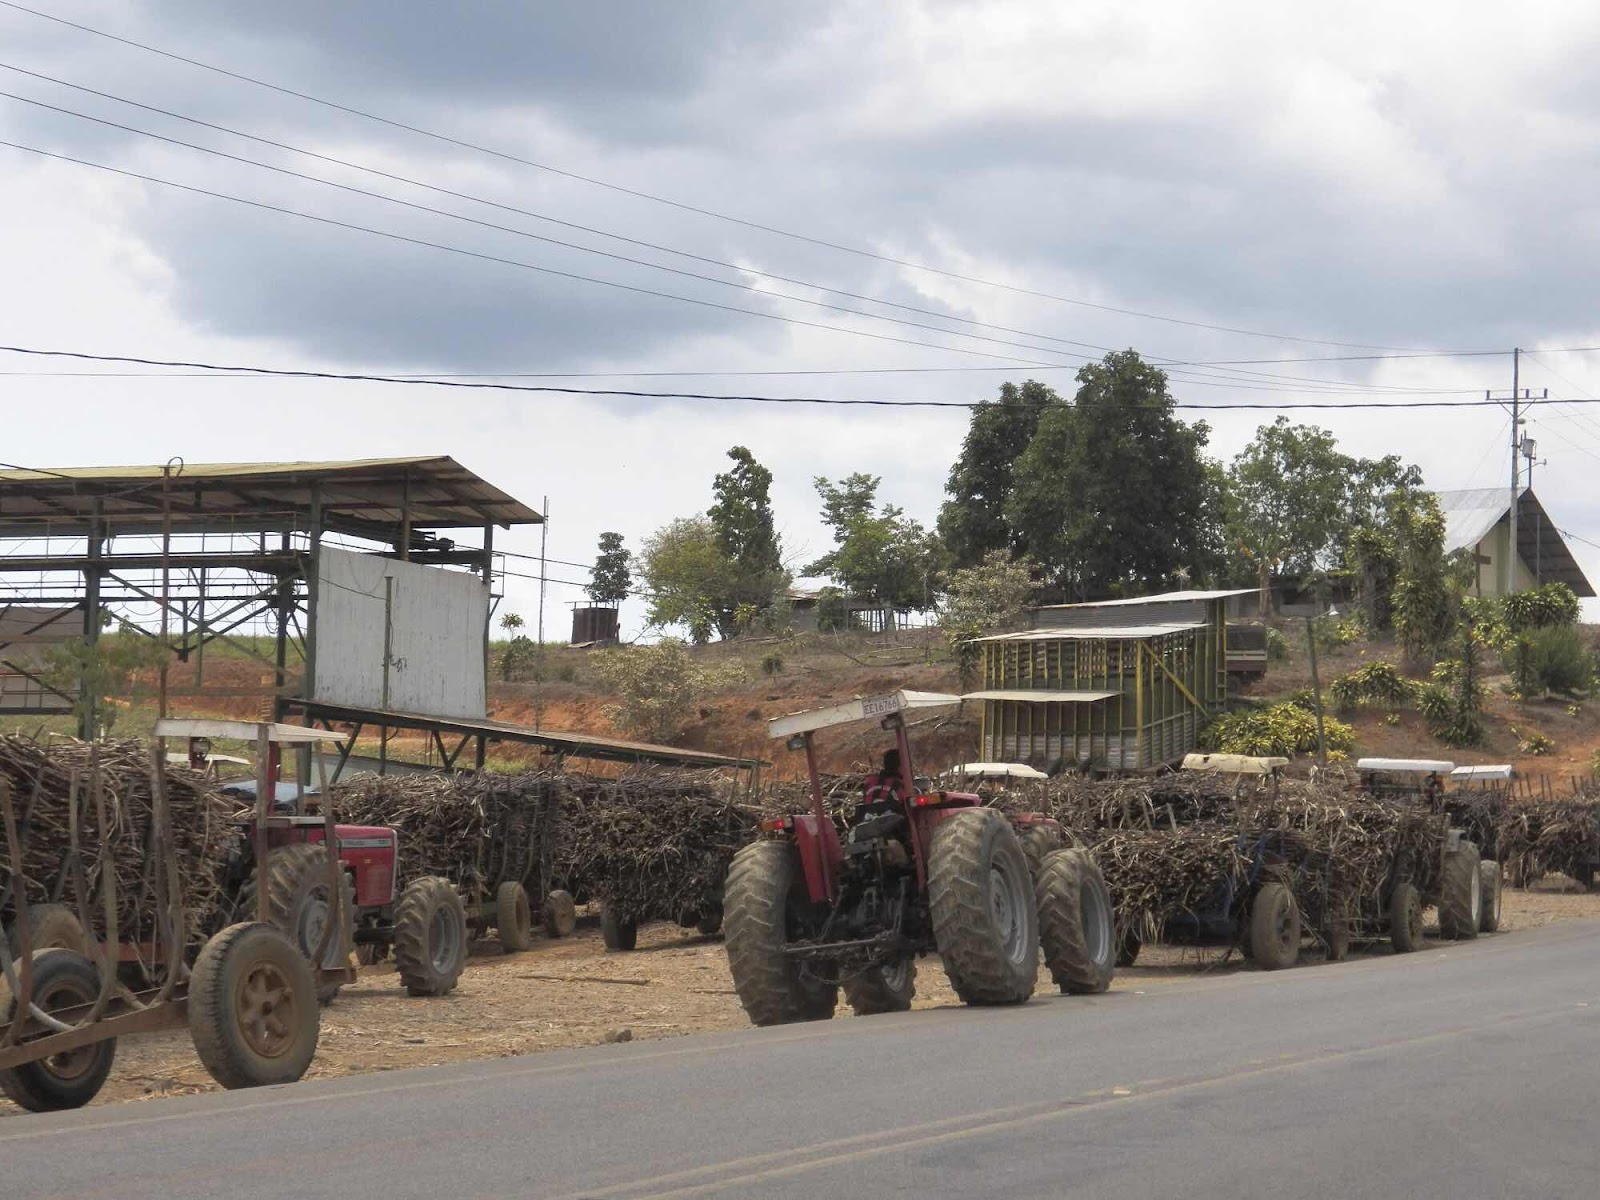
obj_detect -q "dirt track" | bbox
[5,886,1596,1117]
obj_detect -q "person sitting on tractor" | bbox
[862,748,907,813]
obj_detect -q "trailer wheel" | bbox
[1478,860,1503,933]
[0,949,115,1112]
[695,908,723,937]
[188,922,318,1090]
[1389,881,1423,953]
[601,905,638,951]
[929,808,1039,1006]
[1248,881,1301,970]
[495,882,534,953]
[1323,916,1351,963]
[1036,848,1115,994]
[843,957,916,1015]
[724,840,837,1026]
[5,903,89,956]
[543,890,577,938]
[1438,842,1482,940]
[240,844,354,1004]
[393,877,468,997]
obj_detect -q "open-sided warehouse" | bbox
[974,590,1248,771]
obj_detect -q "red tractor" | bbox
[164,720,474,1003]
[724,690,1115,1024]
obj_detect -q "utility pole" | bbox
[1522,434,1546,584]
[1485,348,1546,595]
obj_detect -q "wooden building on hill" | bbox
[968,589,1250,771]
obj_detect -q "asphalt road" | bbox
[5,922,1600,1199]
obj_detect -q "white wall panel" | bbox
[312,548,487,719]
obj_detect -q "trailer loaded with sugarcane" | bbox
[0,723,351,1113]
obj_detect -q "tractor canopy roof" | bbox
[1356,757,1455,775]
[1181,753,1289,776]
[944,762,1048,781]
[768,690,962,740]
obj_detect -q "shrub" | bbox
[760,650,785,676]
[1514,727,1555,755]
[1328,661,1411,712]
[815,587,850,633]
[1265,626,1290,662]
[1503,624,1594,697]
[1503,582,1581,632]
[1415,679,1484,747]
[1199,702,1355,758]
[595,640,748,742]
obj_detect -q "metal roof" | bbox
[961,689,1121,703]
[0,456,543,540]
[1032,588,1255,611]
[768,690,961,739]
[1356,757,1455,774]
[980,622,1207,643]
[153,718,349,745]
[1432,488,1595,596]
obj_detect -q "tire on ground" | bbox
[842,958,916,1015]
[1437,842,1483,941]
[393,877,468,996]
[1323,915,1352,962]
[695,908,723,937]
[1036,848,1115,994]
[1478,860,1503,933]
[1116,929,1142,968]
[601,905,638,952]
[239,843,353,1004]
[723,840,836,1026]
[0,948,115,1111]
[928,807,1038,1006]
[188,922,319,1090]
[1389,880,1423,953]
[496,881,534,953]
[5,903,89,957]
[543,890,578,939]
[1248,881,1301,970]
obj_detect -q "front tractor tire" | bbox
[239,844,354,1005]
[1036,848,1115,994]
[393,877,468,997]
[843,957,917,1016]
[724,840,836,1026]
[1248,881,1301,970]
[601,905,639,951]
[496,881,535,953]
[929,807,1039,1006]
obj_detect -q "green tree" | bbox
[637,517,733,644]
[587,532,632,606]
[1387,492,1462,662]
[938,381,1060,568]
[809,476,946,629]
[1005,350,1211,598]
[40,628,168,737]
[707,446,787,633]
[941,551,1037,687]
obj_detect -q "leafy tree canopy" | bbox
[587,531,632,606]
[938,381,1061,569]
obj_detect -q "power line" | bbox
[0,101,1454,397]
[0,0,1443,353]
[0,343,1565,410]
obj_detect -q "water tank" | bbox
[570,606,620,645]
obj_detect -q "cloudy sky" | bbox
[6,0,1600,634]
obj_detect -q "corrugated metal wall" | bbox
[312,547,488,719]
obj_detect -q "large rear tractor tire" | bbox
[0,949,115,1111]
[1248,881,1301,970]
[240,844,354,1005]
[842,957,916,1016]
[393,877,468,997]
[188,922,319,1090]
[496,882,534,953]
[1389,881,1423,953]
[5,903,89,957]
[601,905,639,951]
[1438,842,1483,940]
[1036,848,1115,994]
[929,808,1039,1006]
[723,840,837,1026]
[1479,860,1503,933]
[543,890,577,939]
